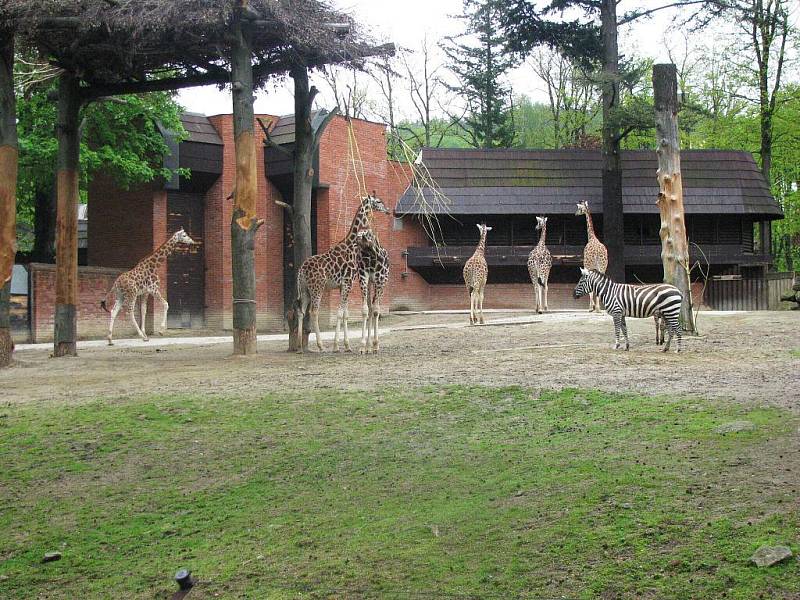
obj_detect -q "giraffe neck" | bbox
[584,211,596,240]
[148,236,181,265]
[537,223,547,247]
[345,203,372,245]
[474,230,487,256]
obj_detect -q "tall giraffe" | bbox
[576,201,608,312]
[296,194,389,353]
[358,201,391,354]
[527,216,552,313]
[463,223,491,325]
[101,228,198,345]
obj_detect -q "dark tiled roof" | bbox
[267,110,327,145]
[180,113,223,145]
[397,148,782,218]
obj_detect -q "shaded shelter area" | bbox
[396,148,783,284]
[1,0,392,360]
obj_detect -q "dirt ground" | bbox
[2,310,798,409]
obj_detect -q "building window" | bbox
[393,216,404,231]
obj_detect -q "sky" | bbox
[176,1,719,119]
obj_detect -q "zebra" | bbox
[573,268,683,352]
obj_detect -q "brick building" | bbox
[82,113,783,337]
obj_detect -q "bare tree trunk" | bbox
[0,29,15,368]
[653,64,695,333]
[287,65,315,352]
[600,0,625,282]
[53,72,82,357]
[230,5,263,356]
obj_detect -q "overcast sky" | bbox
[175,1,728,118]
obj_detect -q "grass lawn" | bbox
[1,387,798,599]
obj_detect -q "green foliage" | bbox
[0,386,797,598]
[15,79,186,252]
[442,0,516,148]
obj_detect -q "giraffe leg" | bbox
[589,292,595,312]
[140,294,149,338]
[128,297,148,342]
[543,279,549,312]
[359,277,370,355]
[153,288,169,335]
[468,289,474,325]
[372,289,384,353]
[107,295,122,346]
[310,297,323,352]
[340,282,353,353]
[478,287,486,324]
[295,291,308,354]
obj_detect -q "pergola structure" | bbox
[0,0,392,365]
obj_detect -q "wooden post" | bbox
[0,30,17,367]
[53,72,82,357]
[600,0,625,282]
[230,2,263,355]
[653,63,696,333]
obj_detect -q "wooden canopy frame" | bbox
[0,0,393,363]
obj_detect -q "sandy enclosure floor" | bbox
[2,310,798,409]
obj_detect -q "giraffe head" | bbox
[535,216,548,231]
[354,228,379,251]
[476,223,492,237]
[171,227,198,246]
[362,192,390,215]
[575,201,590,216]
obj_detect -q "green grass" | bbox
[0,387,798,599]
[790,348,800,358]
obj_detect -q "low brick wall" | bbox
[29,263,142,343]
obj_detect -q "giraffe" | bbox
[296,194,389,353]
[463,223,491,325]
[358,203,391,354]
[575,200,609,312]
[527,216,552,314]
[101,228,198,345]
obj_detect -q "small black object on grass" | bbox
[42,552,61,563]
[175,568,193,590]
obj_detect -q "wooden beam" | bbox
[230,2,261,356]
[653,63,695,333]
[0,30,17,368]
[53,72,82,357]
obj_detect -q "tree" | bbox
[15,82,186,260]
[0,28,17,368]
[501,0,715,281]
[442,0,516,148]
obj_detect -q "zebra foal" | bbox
[573,268,683,352]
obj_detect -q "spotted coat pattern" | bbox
[576,201,609,312]
[463,223,491,325]
[102,228,198,345]
[527,216,552,313]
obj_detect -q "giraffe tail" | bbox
[100,300,109,313]
[537,276,545,287]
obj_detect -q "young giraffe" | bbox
[463,223,491,325]
[357,194,391,354]
[101,228,198,345]
[527,216,552,314]
[296,194,389,353]
[575,200,608,312]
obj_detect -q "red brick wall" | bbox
[28,263,137,342]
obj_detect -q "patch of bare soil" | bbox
[2,311,798,410]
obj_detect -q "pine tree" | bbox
[442,0,516,149]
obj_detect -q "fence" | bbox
[705,272,795,311]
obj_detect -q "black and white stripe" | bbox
[573,268,684,352]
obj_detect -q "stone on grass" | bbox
[714,421,756,434]
[42,552,61,563]
[750,545,792,567]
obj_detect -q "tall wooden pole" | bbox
[53,73,82,357]
[230,2,264,355]
[600,0,625,282]
[653,64,695,333]
[0,29,18,367]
